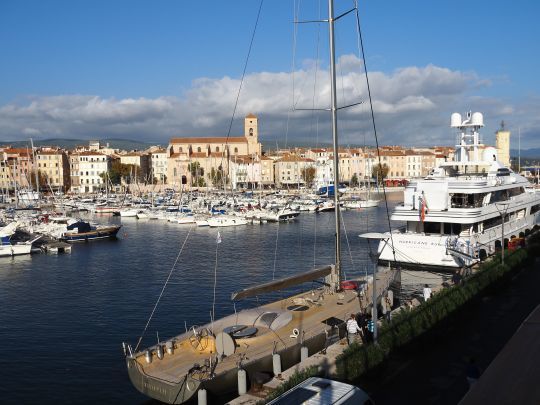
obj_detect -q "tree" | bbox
[100,162,131,185]
[29,170,48,190]
[350,173,359,187]
[301,166,316,187]
[188,162,205,186]
[372,163,389,183]
[209,166,225,187]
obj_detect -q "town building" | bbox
[77,151,110,193]
[36,149,70,192]
[167,114,263,188]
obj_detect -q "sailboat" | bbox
[124,2,393,403]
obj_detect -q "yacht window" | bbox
[443,223,462,235]
[491,189,509,203]
[423,222,440,234]
[508,187,525,197]
[450,193,486,208]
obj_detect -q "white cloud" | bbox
[1,55,538,148]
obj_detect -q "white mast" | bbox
[328,0,342,285]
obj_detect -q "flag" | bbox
[216,231,222,244]
[420,193,429,222]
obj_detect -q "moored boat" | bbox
[60,221,122,242]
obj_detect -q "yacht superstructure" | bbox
[378,112,540,269]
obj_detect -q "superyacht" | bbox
[378,112,540,269]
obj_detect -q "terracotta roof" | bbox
[209,152,225,157]
[78,151,105,156]
[310,148,327,153]
[245,113,257,119]
[4,148,33,154]
[121,152,145,157]
[37,150,63,155]
[170,152,188,158]
[380,151,405,156]
[170,136,247,144]
[277,155,314,163]
[190,152,208,158]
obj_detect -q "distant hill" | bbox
[511,148,540,160]
[0,138,161,151]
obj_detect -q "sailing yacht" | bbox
[124,2,393,403]
[378,112,540,269]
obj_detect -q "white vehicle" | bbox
[267,377,373,405]
[378,112,540,269]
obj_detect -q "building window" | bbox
[249,128,253,136]
[234,148,238,153]
[197,147,201,153]
[216,147,220,152]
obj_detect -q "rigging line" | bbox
[338,208,354,280]
[286,0,302,149]
[211,234,220,332]
[135,224,194,352]
[218,0,265,184]
[354,2,398,265]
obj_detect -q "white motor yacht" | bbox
[378,112,540,269]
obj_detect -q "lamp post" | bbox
[495,202,509,265]
[359,232,390,343]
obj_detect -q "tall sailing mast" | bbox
[328,0,342,287]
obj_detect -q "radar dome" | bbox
[483,147,498,162]
[450,113,462,128]
[471,112,484,126]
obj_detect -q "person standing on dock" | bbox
[346,313,362,345]
[423,284,432,302]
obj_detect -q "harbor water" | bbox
[0,197,446,404]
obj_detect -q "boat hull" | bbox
[0,243,32,257]
[126,330,337,404]
[61,226,122,243]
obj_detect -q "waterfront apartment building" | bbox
[69,153,80,193]
[0,148,34,191]
[260,156,275,188]
[77,151,110,193]
[274,154,315,188]
[229,155,261,189]
[149,148,168,183]
[36,149,70,192]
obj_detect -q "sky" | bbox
[1,0,539,149]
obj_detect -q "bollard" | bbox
[166,340,174,355]
[197,388,207,405]
[272,353,282,376]
[301,346,308,362]
[237,369,247,395]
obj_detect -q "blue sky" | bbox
[1,0,539,148]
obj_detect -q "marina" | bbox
[1,0,539,404]
[0,198,426,404]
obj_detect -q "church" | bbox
[167,114,262,187]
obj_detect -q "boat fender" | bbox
[197,388,207,405]
[272,353,282,376]
[237,369,247,395]
[144,349,152,364]
[165,340,174,355]
[156,344,164,360]
[301,346,309,362]
[290,328,300,339]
